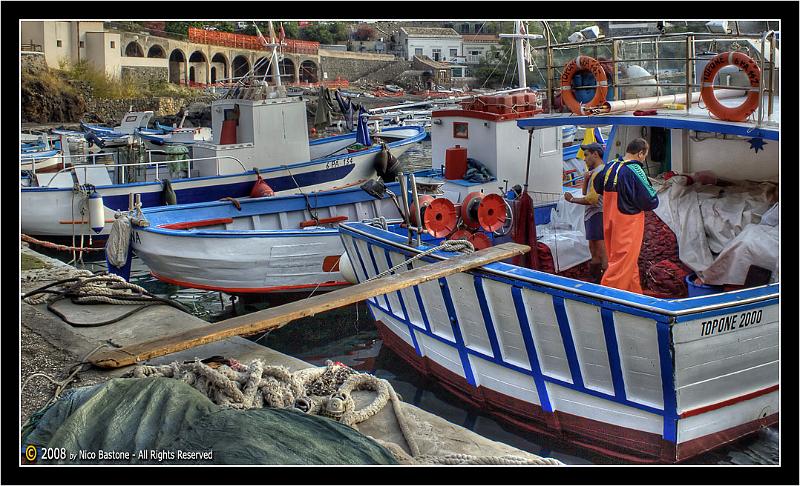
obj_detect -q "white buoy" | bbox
[88,191,106,233]
[338,252,357,284]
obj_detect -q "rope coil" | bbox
[129,358,562,465]
[22,272,190,326]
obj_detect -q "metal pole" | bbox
[545,23,554,114]
[514,21,527,89]
[756,30,771,127]
[267,21,282,87]
[768,31,775,120]
[612,40,621,102]
[410,174,423,247]
[397,172,413,245]
[524,129,534,189]
[654,38,661,95]
[685,36,692,114]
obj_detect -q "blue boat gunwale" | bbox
[339,221,779,319]
[136,182,402,238]
[21,126,425,193]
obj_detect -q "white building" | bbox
[21,21,112,70]
[461,33,502,64]
[398,27,462,62]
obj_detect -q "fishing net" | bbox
[21,377,398,465]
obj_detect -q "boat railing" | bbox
[34,155,249,188]
[145,150,248,179]
[24,151,116,180]
[524,29,778,126]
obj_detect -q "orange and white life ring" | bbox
[560,55,608,115]
[700,51,761,122]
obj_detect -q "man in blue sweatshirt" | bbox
[592,138,659,293]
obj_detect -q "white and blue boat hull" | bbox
[338,221,778,463]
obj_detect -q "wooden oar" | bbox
[90,242,529,369]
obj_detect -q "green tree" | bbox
[298,22,349,44]
[472,40,520,88]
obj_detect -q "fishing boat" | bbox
[337,28,779,462]
[20,22,425,245]
[20,148,63,173]
[21,107,423,240]
[130,182,402,294]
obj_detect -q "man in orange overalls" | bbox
[592,138,659,293]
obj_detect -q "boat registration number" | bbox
[326,157,354,170]
[699,309,763,337]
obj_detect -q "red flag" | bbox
[279,22,286,43]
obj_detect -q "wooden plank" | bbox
[90,242,530,369]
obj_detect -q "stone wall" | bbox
[121,66,169,85]
[21,52,47,71]
[85,95,216,123]
[320,54,412,85]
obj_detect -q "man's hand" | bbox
[564,192,574,202]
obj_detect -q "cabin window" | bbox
[125,115,137,122]
[453,122,468,139]
[56,40,62,47]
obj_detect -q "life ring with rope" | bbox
[700,51,761,122]
[560,56,608,115]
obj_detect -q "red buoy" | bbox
[477,193,507,232]
[423,198,458,238]
[250,173,274,198]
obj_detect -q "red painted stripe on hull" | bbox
[375,320,778,463]
[680,384,779,418]
[151,272,350,294]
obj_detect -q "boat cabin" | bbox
[191,89,311,176]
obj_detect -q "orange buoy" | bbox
[422,198,458,238]
[468,232,492,250]
[700,51,761,122]
[560,55,608,115]
[250,172,274,198]
[477,193,507,232]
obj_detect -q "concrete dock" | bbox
[20,245,560,465]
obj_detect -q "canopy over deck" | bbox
[516,95,780,141]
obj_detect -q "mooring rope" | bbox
[367,239,474,282]
[21,234,105,253]
[22,272,191,326]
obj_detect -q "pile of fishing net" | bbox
[534,242,592,281]
[638,211,692,297]
[21,373,398,465]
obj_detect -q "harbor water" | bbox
[47,140,778,465]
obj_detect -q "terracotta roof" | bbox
[413,55,450,69]
[462,34,500,43]
[401,27,461,37]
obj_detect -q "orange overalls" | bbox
[600,161,645,293]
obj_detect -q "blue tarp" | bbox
[356,108,371,147]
